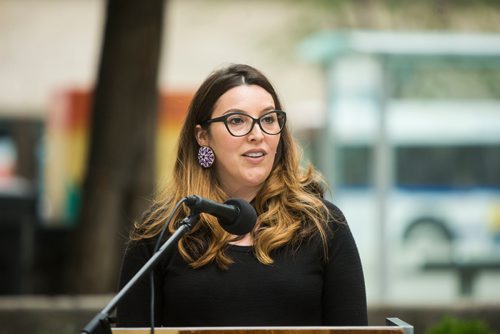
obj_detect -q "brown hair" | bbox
[132,64,331,268]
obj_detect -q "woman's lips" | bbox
[242,152,265,158]
[242,150,267,162]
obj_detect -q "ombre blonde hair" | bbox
[132,64,333,268]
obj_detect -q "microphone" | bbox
[184,195,257,235]
[82,196,254,334]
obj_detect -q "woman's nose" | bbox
[247,121,264,141]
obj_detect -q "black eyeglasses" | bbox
[201,110,287,137]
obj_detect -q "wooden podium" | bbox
[111,318,413,334]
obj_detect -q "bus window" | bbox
[396,145,500,189]
[337,145,373,187]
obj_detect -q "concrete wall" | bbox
[0,296,499,334]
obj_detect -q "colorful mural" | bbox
[43,89,192,225]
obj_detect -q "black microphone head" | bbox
[220,198,257,235]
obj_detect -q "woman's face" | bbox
[195,84,281,201]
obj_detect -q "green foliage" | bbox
[426,316,494,334]
[289,0,500,32]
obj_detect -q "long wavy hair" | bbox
[132,64,332,268]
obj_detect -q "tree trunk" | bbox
[68,0,166,293]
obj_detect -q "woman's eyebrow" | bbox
[223,107,276,116]
[222,108,247,115]
[262,106,276,113]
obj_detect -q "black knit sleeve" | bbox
[322,200,368,326]
[115,238,163,327]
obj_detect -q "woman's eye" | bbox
[228,116,245,125]
[261,115,276,124]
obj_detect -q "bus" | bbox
[324,99,500,271]
[299,29,500,300]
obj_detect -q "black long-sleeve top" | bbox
[116,200,367,327]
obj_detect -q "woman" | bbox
[116,64,367,327]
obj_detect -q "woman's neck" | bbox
[224,185,259,202]
[229,233,254,246]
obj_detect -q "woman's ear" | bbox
[195,125,209,147]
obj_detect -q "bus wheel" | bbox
[402,218,454,267]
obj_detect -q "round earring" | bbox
[198,146,215,168]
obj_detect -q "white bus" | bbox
[299,30,500,300]
[324,99,500,271]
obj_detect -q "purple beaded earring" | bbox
[198,146,215,168]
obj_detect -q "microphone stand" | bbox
[81,213,200,334]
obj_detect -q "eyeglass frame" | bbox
[200,110,287,137]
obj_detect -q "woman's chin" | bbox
[231,177,266,198]
[243,173,269,187]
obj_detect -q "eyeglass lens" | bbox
[226,111,285,136]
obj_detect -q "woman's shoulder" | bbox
[321,198,347,225]
[124,236,159,260]
[316,199,362,262]
[318,198,356,244]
